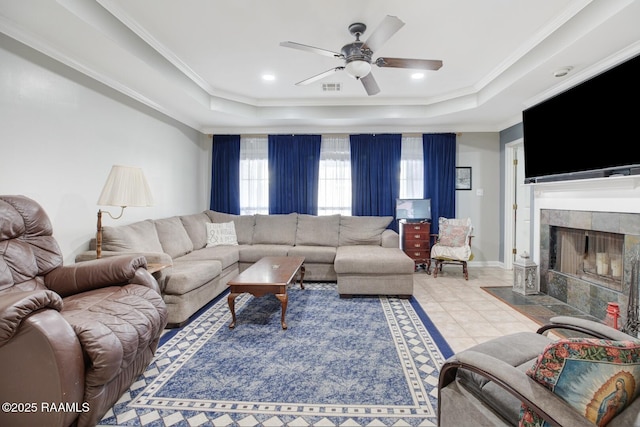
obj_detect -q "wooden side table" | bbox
[401,221,431,272]
[146,262,170,278]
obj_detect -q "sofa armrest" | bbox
[440,350,591,427]
[381,229,400,248]
[0,290,63,347]
[76,250,173,266]
[44,255,156,297]
[539,316,638,341]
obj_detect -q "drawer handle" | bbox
[414,243,421,248]
[413,226,421,230]
[414,234,421,239]
[414,252,422,256]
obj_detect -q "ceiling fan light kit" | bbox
[280,15,443,96]
[345,60,372,79]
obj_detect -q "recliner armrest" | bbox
[0,290,63,347]
[440,350,593,427]
[539,316,639,341]
[44,254,153,297]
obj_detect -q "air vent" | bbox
[322,83,341,92]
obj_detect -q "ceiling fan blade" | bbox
[295,67,344,86]
[361,15,405,52]
[360,72,380,96]
[375,57,443,70]
[280,41,342,58]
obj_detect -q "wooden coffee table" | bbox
[227,256,305,330]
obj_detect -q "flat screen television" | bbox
[396,198,431,222]
[522,53,640,183]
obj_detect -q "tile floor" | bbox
[412,265,550,353]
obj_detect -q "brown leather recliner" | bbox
[0,195,168,427]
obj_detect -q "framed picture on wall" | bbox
[456,167,472,190]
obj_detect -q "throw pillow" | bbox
[438,222,470,247]
[205,221,238,247]
[519,338,640,427]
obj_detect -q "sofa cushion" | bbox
[154,217,194,258]
[205,210,255,245]
[296,214,340,247]
[163,260,222,295]
[180,213,210,250]
[238,244,292,263]
[206,221,238,247]
[334,246,414,274]
[102,220,163,253]
[520,338,640,427]
[288,245,336,263]
[253,213,298,245]
[177,246,239,270]
[338,216,393,246]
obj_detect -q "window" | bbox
[239,136,269,215]
[318,135,351,215]
[237,134,423,215]
[399,135,424,199]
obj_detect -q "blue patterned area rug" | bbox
[99,283,453,426]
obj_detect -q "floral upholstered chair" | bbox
[430,217,473,280]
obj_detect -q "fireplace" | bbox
[540,209,640,330]
[552,227,624,292]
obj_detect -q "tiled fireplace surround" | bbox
[539,209,640,328]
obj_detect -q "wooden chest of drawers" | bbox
[401,221,431,272]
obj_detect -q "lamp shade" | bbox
[97,165,154,207]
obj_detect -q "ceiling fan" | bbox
[280,15,443,96]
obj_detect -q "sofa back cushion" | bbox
[154,217,194,258]
[102,220,163,253]
[338,215,393,246]
[296,214,340,247]
[253,213,298,245]
[520,338,640,427]
[205,210,255,245]
[180,213,210,250]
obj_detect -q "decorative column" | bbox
[513,251,539,295]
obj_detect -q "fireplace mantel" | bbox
[530,174,640,195]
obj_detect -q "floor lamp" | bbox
[96,165,154,258]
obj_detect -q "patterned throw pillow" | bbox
[519,338,640,427]
[438,222,470,247]
[205,221,238,247]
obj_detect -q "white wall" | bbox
[456,132,501,265]
[0,35,211,264]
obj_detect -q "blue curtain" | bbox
[350,134,401,223]
[423,133,456,234]
[210,135,240,214]
[268,134,321,214]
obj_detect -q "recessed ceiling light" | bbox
[262,74,275,81]
[411,72,425,80]
[553,67,573,78]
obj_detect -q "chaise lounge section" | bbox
[77,211,414,327]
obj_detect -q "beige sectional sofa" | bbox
[77,211,415,327]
